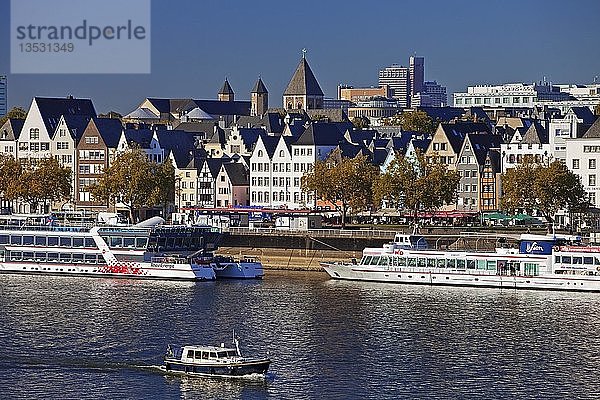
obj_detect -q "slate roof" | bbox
[203,158,228,177]
[417,106,465,122]
[156,130,197,165]
[172,121,218,137]
[219,79,234,95]
[584,117,600,138]
[0,118,25,141]
[259,134,281,158]
[307,108,349,122]
[569,107,596,124]
[193,100,250,116]
[223,163,249,186]
[345,129,376,146]
[283,57,324,96]
[124,107,160,120]
[520,122,548,144]
[236,112,285,134]
[466,133,504,165]
[294,122,345,146]
[123,128,153,149]
[237,127,266,151]
[440,122,492,153]
[411,137,432,153]
[486,149,502,174]
[184,107,215,120]
[372,148,389,166]
[251,78,268,94]
[61,115,93,142]
[91,118,123,148]
[34,97,97,134]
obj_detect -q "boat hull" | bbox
[213,261,264,279]
[162,358,270,377]
[322,263,600,292]
[0,261,216,281]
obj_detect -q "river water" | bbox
[1,271,600,399]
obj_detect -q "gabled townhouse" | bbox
[19,96,96,166]
[197,158,229,208]
[117,128,163,162]
[170,149,202,212]
[215,162,249,208]
[249,134,279,207]
[225,126,265,156]
[500,121,551,172]
[565,118,600,208]
[76,118,123,210]
[269,136,295,208]
[479,150,502,212]
[456,133,503,211]
[549,107,596,162]
[425,122,491,170]
[0,118,24,157]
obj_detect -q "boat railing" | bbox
[151,256,188,264]
[0,224,90,233]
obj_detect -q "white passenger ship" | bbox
[0,221,221,281]
[322,232,600,292]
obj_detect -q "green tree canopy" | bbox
[383,110,435,134]
[0,106,27,126]
[89,148,167,222]
[302,154,380,228]
[374,151,460,226]
[501,159,587,223]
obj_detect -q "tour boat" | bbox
[162,333,270,378]
[0,220,222,281]
[322,232,600,292]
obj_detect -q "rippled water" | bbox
[1,271,600,399]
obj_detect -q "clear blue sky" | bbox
[1,0,599,114]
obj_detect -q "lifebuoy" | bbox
[552,246,560,252]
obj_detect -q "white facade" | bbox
[18,98,53,164]
[548,109,591,162]
[453,83,569,108]
[249,136,273,207]
[565,138,600,208]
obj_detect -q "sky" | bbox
[1,0,599,114]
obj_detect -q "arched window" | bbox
[279,150,285,157]
[287,103,293,110]
[509,154,515,163]
[297,103,303,109]
[258,150,263,157]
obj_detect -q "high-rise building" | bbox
[423,81,447,107]
[378,65,410,107]
[409,56,424,95]
[0,76,7,116]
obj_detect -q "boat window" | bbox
[457,259,465,269]
[47,253,59,262]
[596,258,600,266]
[0,235,8,244]
[72,254,84,263]
[209,352,217,358]
[427,258,436,268]
[584,257,593,265]
[35,252,46,262]
[217,351,228,358]
[60,237,72,247]
[85,238,96,248]
[110,237,122,248]
[227,350,237,357]
[486,260,497,270]
[555,256,560,263]
[59,253,71,262]
[48,236,59,246]
[123,237,135,248]
[84,254,97,264]
[202,352,209,359]
[467,259,475,269]
[562,256,571,264]
[194,351,202,359]
[437,259,446,268]
[370,256,380,265]
[378,257,388,266]
[186,350,194,358]
[10,235,21,245]
[398,257,406,267]
[363,256,372,265]
[9,251,22,261]
[447,259,456,268]
[22,235,34,245]
[572,257,582,264]
[407,257,416,267]
[35,236,47,246]
[477,260,486,269]
[418,258,426,268]
[23,251,34,261]
[136,238,148,249]
[73,237,84,247]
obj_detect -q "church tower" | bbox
[218,78,234,102]
[283,52,324,111]
[251,77,268,117]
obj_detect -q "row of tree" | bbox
[302,152,589,228]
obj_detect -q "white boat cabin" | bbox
[176,345,240,363]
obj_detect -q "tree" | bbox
[0,155,22,201]
[382,110,435,134]
[98,111,123,119]
[373,151,460,227]
[0,106,27,126]
[501,160,587,224]
[594,104,600,116]
[351,116,370,130]
[148,158,176,216]
[302,155,380,228]
[16,158,71,213]
[89,148,157,222]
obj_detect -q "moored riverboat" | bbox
[322,232,600,292]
